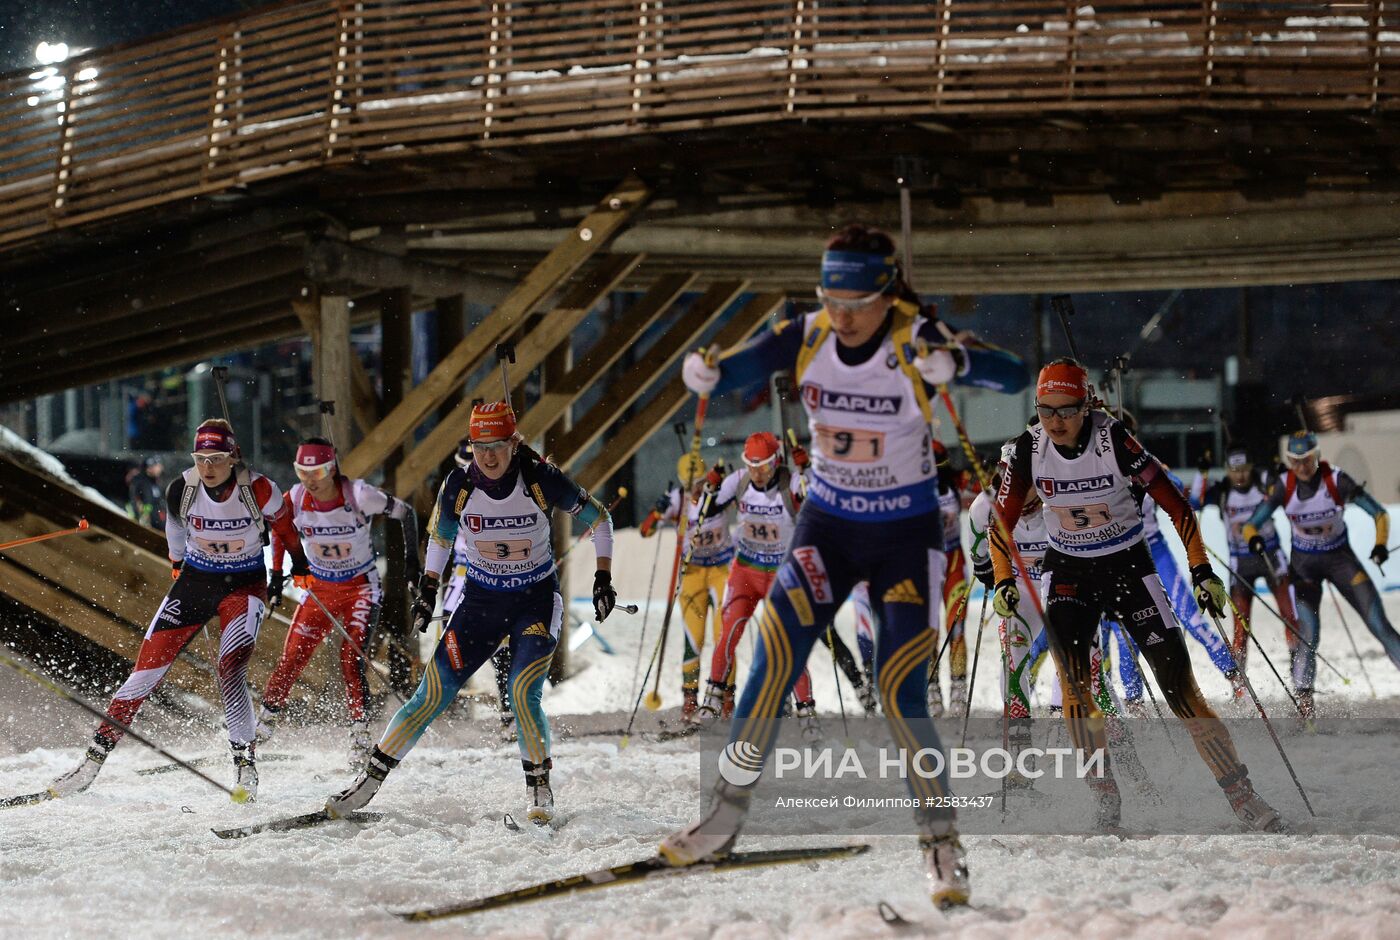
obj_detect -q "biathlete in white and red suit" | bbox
[256,437,422,770]
[659,222,1029,909]
[990,359,1288,833]
[48,419,304,803]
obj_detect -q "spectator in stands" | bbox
[127,456,165,531]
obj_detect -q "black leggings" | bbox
[1042,544,1246,787]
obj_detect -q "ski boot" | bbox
[681,688,700,722]
[856,676,879,715]
[795,700,824,744]
[927,679,944,718]
[327,747,398,817]
[348,721,373,772]
[917,811,970,909]
[1088,772,1122,831]
[1227,669,1248,704]
[524,758,555,825]
[1005,716,1035,790]
[48,742,110,798]
[1222,769,1291,833]
[690,680,726,727]
[254,703,280,744]
[948,677,969,718]
[659,779,750,866]
[1296,688,1316,725]
[231,742,258,804]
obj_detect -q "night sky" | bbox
[0,0,254,74]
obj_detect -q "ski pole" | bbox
[0,519,89,553]
[1205,544,1351,686]
[0,648,239,801]
[1202,610,1317,817]
[959,591,990,749]
[495,342,516,411]
[301,586,411,709]
[628,531,666,708]
[621,631,666,748]
[1218,590,1311,726]
[1326,582,1376,698]
[645,361,715,711]
[826,626,852,747]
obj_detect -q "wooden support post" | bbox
[317,294,355,449]
[574,291,785,493]
[392,253,645,497]
[434,294,467,423]
[516,271,698,443]
[549,280,748,470]
[340,176,651,481]
[379,287,416,690]
[292,291,379,436]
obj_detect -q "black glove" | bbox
[267,570,287,610]
[289,553,311,577]
[653,492,671,514]
[411,576,439,633]
[1248,534,1267,557]
[1197,451,1213,475]
[973,557,994,590]
[1191,564,1228,618]
[1372,544,1389,566]
[592,570,617,622]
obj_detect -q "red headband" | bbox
[1036,362,1088,400]
[294,443,337,469]
[469,401,517,441]
[193,423,236,454]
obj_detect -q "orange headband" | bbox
[469,401,517,441]
[1036,362,1088,400]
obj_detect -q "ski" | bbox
[395,843,871,922]
[211,808,383,839]
[0,789,53,808]
[138,752,302,776]
[878,899,1024,924]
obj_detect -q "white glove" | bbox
[682,351,720,395]
[913,347,957,386]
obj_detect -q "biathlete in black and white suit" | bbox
[659,223,1029,910]
[990,359,1288,833]
[326,402,617,826]
[48,419,304,803]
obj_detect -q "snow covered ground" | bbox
[5,518,1400,936]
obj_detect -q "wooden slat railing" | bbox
[0,0,1395,249]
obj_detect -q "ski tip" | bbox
[877,900,911,926]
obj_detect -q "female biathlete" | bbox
[658,223,1028,910]
[255,437,421,770]
[325,402,616,824]
[49,420,303,803]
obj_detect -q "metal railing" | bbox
[0,0,1394,249]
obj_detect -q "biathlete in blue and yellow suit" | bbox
[326,401,617,825]
[658,222,1027,910]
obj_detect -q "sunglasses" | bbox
[473,439,513,455]
[295,463,335,482]
[1284,450,1319,465]
[191,452,231,467]
[1034,401,1086,420]
[816,286,890,314]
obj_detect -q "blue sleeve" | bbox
[712,317,804,397]
[428,467,468,549]
[913,320,1029,394]
[532,460,587,514]
[1338,472,1386,519]
[1245,482,1285,529]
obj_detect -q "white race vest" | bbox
[669,488,734,567]
[1285,468,1347,553]
[183,472,281,574]
[456,478,556,590]
[970,491,1048,582]
[1030,411,1144,557]
[1224,485,1277,556]
[798,312,938,521]
[289,480,388,582]
[938,485,962,553]
[722,468,800,568]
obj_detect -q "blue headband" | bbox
[821,249,897,293]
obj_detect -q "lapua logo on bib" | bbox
[190,516,247,532]
[465,513,535,533]
[1037,475,1113,497]
[800,382,900,416]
